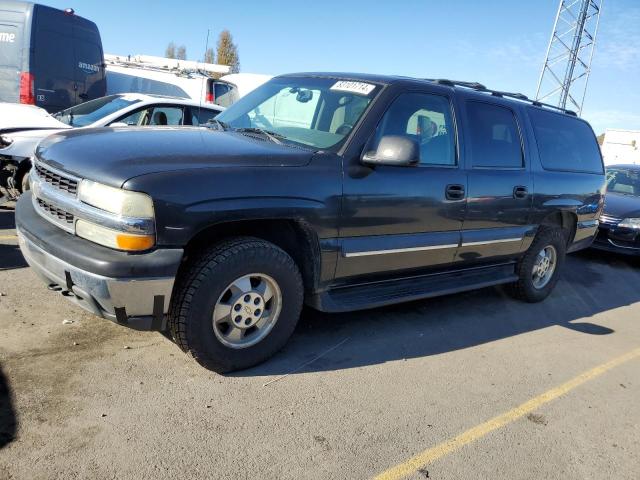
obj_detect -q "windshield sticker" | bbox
[330,81,376,96]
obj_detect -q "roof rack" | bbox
[105,54,230,77]
[425,78,577,116]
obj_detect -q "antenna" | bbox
[535,0,603,116]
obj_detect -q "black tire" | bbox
[507,226,566,303]
[168,237,303,373]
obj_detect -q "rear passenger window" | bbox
[467,102,523,168]
[529,109,603,174]
[370,92,456,166]
[190,108,220,125]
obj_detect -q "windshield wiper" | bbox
[204,119,229,131]
[233,127,285,145]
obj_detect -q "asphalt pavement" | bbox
[1,202,638,480]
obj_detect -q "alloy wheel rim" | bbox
[531,245,557,289]
[212,273,282,349]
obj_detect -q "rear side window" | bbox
[529,108,603,174]
[191,107,220,125]
[467,102,523,168]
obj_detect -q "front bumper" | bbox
[591,223,640,256]
[16,194,183,330]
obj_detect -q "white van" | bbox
[105,54,271,108]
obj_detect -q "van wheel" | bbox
[168,237,303,373]
[507,227,566,303]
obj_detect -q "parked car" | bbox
[592,164,640,255]
[0,93,223,196]
[15,73,605,372]
[0,1,106,112]
[0,102,68,134]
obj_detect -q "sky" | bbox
[41,0,640,135]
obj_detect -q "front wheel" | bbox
[168,237,303,372]
[507,227,566,303]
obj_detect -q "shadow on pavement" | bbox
[0,204,16,230]
[0,244,27,271]
[0,363,17,449]
[236,252,638,377]
[0,205,25,271]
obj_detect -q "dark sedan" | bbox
[593,164,640,255]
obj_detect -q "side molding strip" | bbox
[344,244,458,258]
[460,238,522,247]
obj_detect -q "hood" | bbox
[35,127,314,187]
[0,103,69,134]
[603,192,640,218]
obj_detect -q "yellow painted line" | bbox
[373,346,640,480]
[0,234,17,241]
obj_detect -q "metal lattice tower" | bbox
[535,0,603,115]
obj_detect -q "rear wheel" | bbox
[507,227,566,303]
[168,237,303,372]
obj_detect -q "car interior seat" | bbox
[153,111,168,126]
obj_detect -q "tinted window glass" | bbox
[529,108,603,174]
[606,168,640,196]
[467,102,522,168]
[191,107,220,125]
[368,92,456,166]
[150,106,184,125]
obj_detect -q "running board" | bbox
[310,263,518,313]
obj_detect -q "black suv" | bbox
[15,73,605,372]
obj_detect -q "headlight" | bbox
[617,218,640,229]
[76,219,155,251]
[78,180,154,218]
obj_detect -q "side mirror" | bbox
[361,135,419,167]
[109,122,129,128]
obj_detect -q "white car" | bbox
[0,103,67,134]
[0,93,223,195]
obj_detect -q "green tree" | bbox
[216,30,240,73]
[165,42,176,59]
[204,47,215,64]
[176,45,187,60]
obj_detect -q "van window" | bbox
[467,102,523,168]
[529,108,603,174]
[213,82,237,107]
[106,71,189,98]
[368,92,456,166]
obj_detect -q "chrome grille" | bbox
[34,163,79,195]
[599,214,621,226]
[36,198,74,225]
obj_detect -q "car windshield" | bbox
[53,95,142,127]
[606,168,640,196]
[214,76,380,150]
